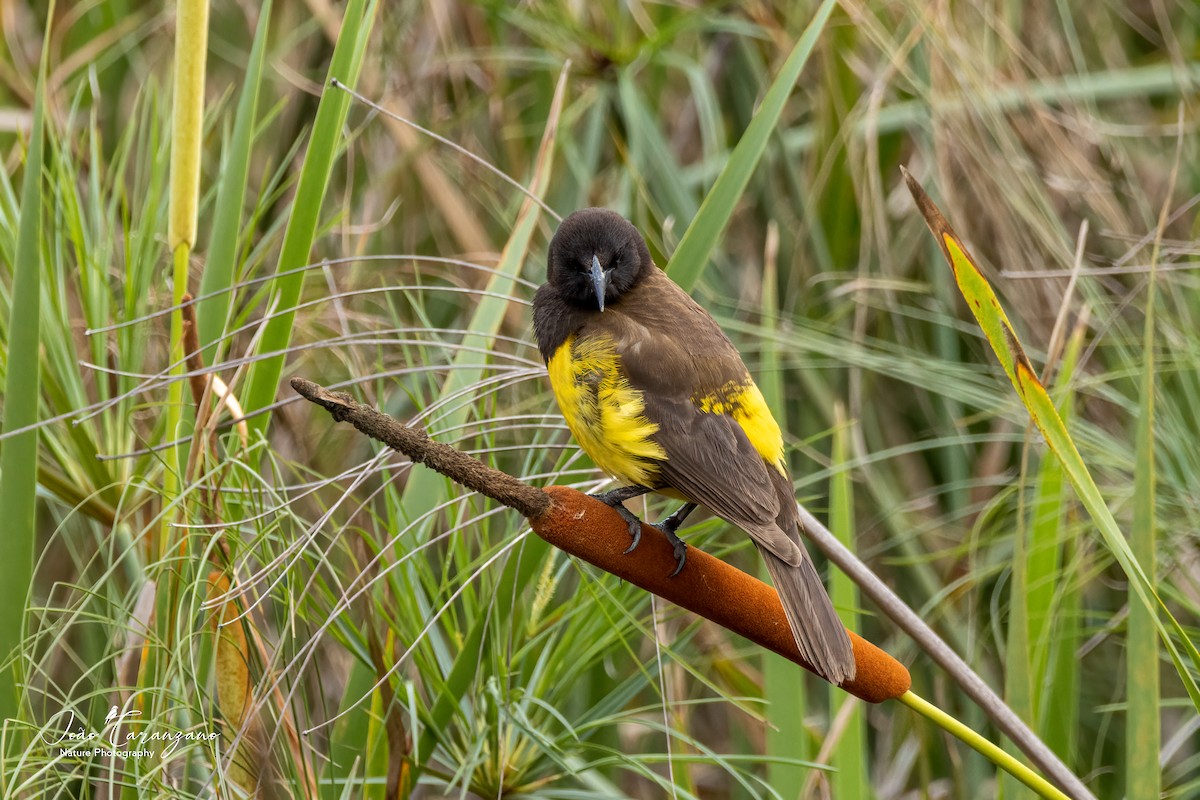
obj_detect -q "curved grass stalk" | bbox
[61,282,542,433]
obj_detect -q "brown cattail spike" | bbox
[289,377,909,702]
[531,486,911,704]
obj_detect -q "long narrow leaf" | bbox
[829,407,870,799]
[1031,323,1083,746]
[1126,265,1160,800]
[242,0,378,439]
[197,0,272,360]
[0,58,45,733]
[1002,520,1034,800]
[903,167,1200,712]
[1041,533,1082,763]
[666,0,837,292]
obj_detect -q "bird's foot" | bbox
[589,487,690,576]
[616,506,644,553]
[590,486,651,552]
[650,519,688,577]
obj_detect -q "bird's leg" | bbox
[651,502,696,577]
[590,485,654,552]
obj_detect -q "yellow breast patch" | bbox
[547,334,666,486]
[695,380,786,474]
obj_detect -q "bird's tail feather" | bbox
[759,545,856,684]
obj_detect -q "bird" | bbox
[532,208,856,684]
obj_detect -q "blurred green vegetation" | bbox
[0,0,1197,797]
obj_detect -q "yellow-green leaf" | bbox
[902,167,1200,713]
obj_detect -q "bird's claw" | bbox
[651,520,688,577]
[590,489,688,577]
[624,527,643,554]
[620,516,642,553]
[590,491,646,553]
[670,539,687,577]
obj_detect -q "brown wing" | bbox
[586,268,805,566]
[593,267,855,683]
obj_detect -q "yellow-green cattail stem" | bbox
[168,0,209,251]
[164,0,209,556]
[897,691,1070,800]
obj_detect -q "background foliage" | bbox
[0,0,1197,797]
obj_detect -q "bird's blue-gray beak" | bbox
[590,253,607,312]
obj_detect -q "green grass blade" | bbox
[1040,533,1081,764]
[1030,324,1083,748]
[411,534,555,785]
[829,406,871,799]
[666,0,836,293]
[616,73,697,226]
[1003,487,1034,800]
[0,57,45,734]
[758,242,811,781]
[1005,320,1086,800]
[412,594,490,775]
[903,168,1200,713]
[1027,327,1081,714]
[325,659,384,799]
[197,0,272,361]
[810,5,861,272]
[1126,269,1160,800]
[242,0,378,439]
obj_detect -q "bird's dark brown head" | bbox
[546,208,653,312]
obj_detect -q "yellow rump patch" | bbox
[695,380,786,473]
[547,334,667,486]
